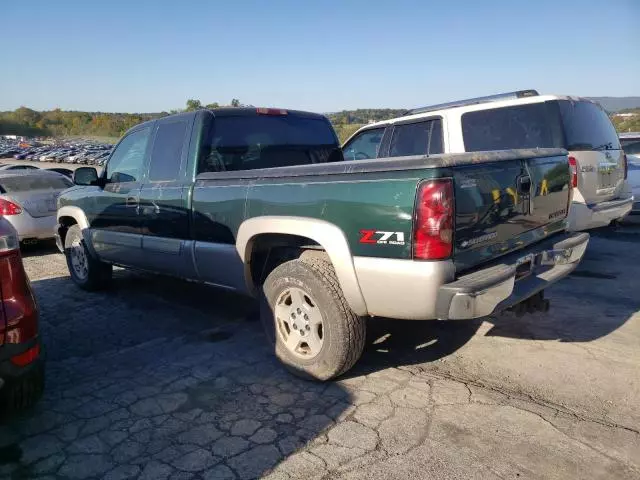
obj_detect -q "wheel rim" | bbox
[69,238,88,280]
[274,287,324,360]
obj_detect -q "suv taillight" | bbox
[568,156,578,189]
[0,199,22,216]
[0,230,38,346]
[414,179,454,260]
[623,153,628,180]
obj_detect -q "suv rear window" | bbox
[0,174,72,193]
[557,100,621,151]
[198,114,340,173]
[462,103,564,151]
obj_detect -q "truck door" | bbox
[137,115,194,277]
[90,126,152,266]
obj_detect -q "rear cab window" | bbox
[198,112,340,173]
[0,175,73,193]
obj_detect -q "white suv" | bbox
[343,90,632,231]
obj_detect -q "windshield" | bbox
[0,174,73,193]
[558,100,621,151]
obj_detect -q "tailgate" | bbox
[453,153,570,272]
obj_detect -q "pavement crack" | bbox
[412,367,640,435]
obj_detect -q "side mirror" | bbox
[73,167,99,186]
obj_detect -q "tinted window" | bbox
[621,140,640,155]
[149,121,187,181]
[105,127,151,183]
[558,100,621,151]
[342,128,384,160]
[462,103,563,151]
[0,174,73,193]
[389,119,444,157]
[198,114,339,173]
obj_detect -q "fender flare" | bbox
[57,206,90,231]
[236,216,368,316]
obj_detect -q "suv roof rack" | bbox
[404,89,539,116]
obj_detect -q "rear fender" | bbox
[236,216,368,316]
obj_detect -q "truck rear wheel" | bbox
[260,254,366,381]
[64,225,112,291]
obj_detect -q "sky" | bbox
[1,0,639,113]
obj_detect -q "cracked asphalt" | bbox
[1,227,639,479]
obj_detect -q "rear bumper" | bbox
[435,232,589,320]
[6,213,57,241]
[567,196,633,231]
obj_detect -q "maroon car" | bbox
[0,217,43,416]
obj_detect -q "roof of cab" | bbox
[123,108,329,138]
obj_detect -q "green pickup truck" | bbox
[56,108,589,380]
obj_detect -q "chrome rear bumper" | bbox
[436,232,590,320]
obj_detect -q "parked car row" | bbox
[0,140,112,166]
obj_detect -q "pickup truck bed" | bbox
[56,108,589,380]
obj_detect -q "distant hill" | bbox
[588,97,640,112]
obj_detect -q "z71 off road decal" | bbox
[359,230,406,246]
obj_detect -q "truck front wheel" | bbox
[64,225,112,291]
[260,255,366,381]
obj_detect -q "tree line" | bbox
[4,100,634,144]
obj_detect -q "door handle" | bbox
[126,196,139,207]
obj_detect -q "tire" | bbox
[64,224,112,291]
[260,252,366,381]
[0,362,45,421]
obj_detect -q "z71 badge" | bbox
[359,230,406,245]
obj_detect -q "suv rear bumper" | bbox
[567,196,633,231]
[435,232,589,320]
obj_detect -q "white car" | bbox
[0,170,73,242]
[343,90,632,232]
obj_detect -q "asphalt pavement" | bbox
[0,226,638,479]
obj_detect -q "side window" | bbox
[148,121,188,182]
[105,127,151,183]
[342,128,385,160]
[389,119,443,157]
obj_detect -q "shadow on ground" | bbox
[0,272,348,480]
[19,240,59,258]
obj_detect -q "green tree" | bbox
[185,99,203,111]
[205,102,220,109]
[231,99,240,107]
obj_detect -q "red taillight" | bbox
[10,344,40,367]
[0,248,38,345]
[256,107,288,116]
[0,199,22,216]
[623,153,628,180]
[414,179,454,260]
[568,156,578,189]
